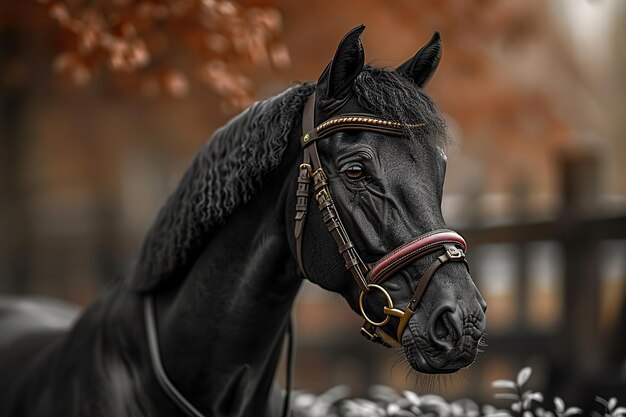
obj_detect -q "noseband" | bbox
[294,93,468,347]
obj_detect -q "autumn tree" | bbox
[39,0,290,107]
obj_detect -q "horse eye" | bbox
[345,164,364,179]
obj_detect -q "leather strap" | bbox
[295,93,370,292]
[145,295,206,417]
[144,295,295,417]
[368,230,466,284]
[311,165,370,291]
[300,114,425,147]
[281,316,295,417]
[407,244,466,311]
[394,243,468,341]
[359,233,468,346]
[294,94,316,278]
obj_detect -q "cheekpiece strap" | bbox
[294,93,370,292]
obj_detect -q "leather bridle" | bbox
[144,92,470,417]
[295,93,469,347]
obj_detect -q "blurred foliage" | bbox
[38,0,290,106]
[292,367,626,417]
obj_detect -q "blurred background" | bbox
[1,0,625,409]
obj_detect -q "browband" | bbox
[300,114,424,147]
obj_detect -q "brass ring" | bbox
[359,284,394,327]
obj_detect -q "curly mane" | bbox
[131,84,315,291]
[130,66,446,291]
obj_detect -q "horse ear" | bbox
[317,24,366,102]
[397,32,442,88]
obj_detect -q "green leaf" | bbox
[492,380,517,390]
[596,397,609,408]
[517,367,532,387]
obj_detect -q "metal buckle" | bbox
[360,326,377,341]
[315,188,330,203]
[299,163,313,176]
[312,168,327,186]
[447,246,463,259]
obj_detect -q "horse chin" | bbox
[401,328,479,374]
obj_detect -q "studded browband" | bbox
[294,93,468,347]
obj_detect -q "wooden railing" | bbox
[456,151,626,404]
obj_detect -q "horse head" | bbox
[293,25,487,374]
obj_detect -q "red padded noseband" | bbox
[359,230,468,346]
[368,231,467,284]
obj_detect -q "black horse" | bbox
[0,26,486,417]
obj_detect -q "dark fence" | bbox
[458,150,626,404]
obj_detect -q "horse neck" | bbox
[152,157,302,416]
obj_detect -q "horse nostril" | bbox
[434,316,448,339]
[428,305,461,351]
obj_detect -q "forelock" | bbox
[353,66,449,148]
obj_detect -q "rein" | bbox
[144,295,295,417]
[294,93,469,347]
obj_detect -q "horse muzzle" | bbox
[359,230,469,347]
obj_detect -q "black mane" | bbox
[355,65,447,145]
[131,67,446,291]
[130,84,315,290]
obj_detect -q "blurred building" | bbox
[1,0,625,407]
